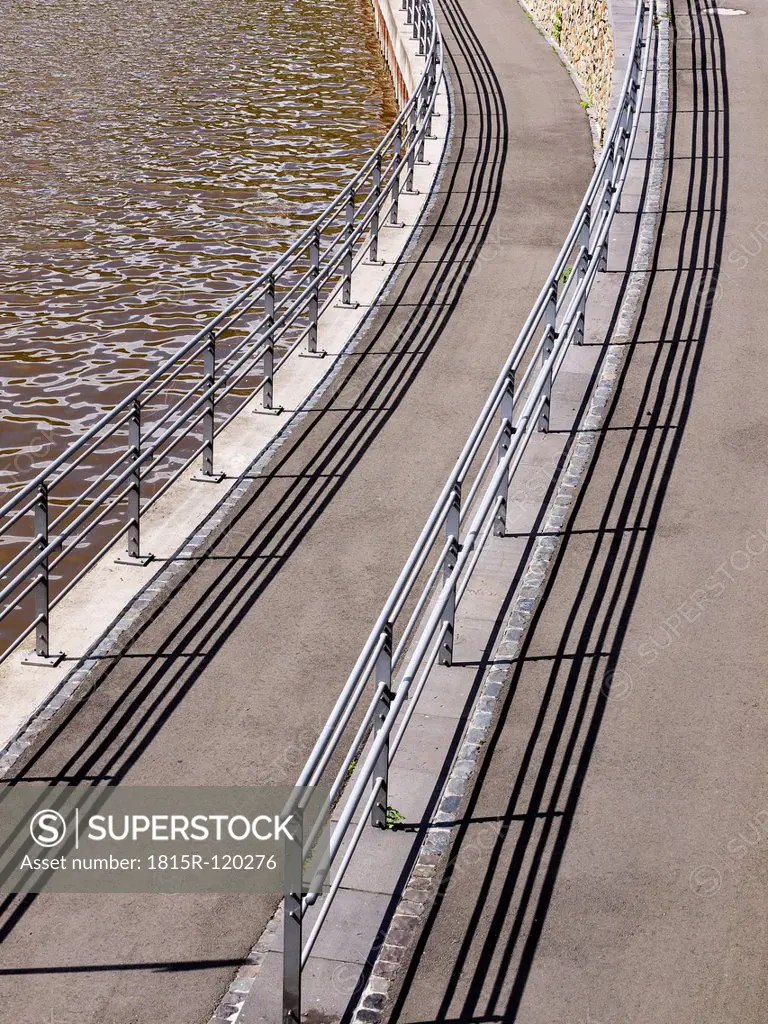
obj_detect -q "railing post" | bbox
[371,624,393,829]
[203,332,215,476]
[339,192,359,308]
[128,400,141,558]
[260,276,283,414]
[117,399,154,564]
[128,399,143,561]
[538,283,557,433]
[22,482,63,666]
[390,127,403,226]
[617,92,632,169]
[428,36,441,120]
[283,808,304,1024]
[302,229,325,358]
[439,482,461,667]
[424,50,437,140]
[34,484,50,660]
[615,82,635,212]
[493,372,515,537]
[598,144,614,273]
[417,88,428,164]
[619,39,641,207]
[575,210,591,345]
[309,230,320,351]
[262,340,276,412]
[405,111,418,194]
[368,155,384,265]
[191,330,226,482]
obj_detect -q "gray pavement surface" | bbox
[0,1,594,1022]
[388,1,768,1021]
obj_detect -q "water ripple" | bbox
[0,0,396,487]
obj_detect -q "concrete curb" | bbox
[346,5,670,1021]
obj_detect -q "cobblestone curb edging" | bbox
[347,9,670,1022]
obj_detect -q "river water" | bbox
[0,0,396,493]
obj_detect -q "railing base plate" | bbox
[191,471,226,484]
[254,406,284,416]
[334,301,360,310]
[22,651,65,668]
[115,553,155,567]
[298,349,327,360]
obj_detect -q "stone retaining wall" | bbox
[519,0,615,135]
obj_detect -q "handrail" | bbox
[0,0,444,668]
[283,0,655,1018]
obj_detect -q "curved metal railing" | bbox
[283,0,655,1016]
[0,0,443,668]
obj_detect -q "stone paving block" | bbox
[394,711,469,775]
[386,763,446,821]
[453,616,496,657]
[238,949,368,1024]
[260,889,392,966]
[558,342,602,376]
[408,661,477,719]
[336,825,420,894]
[331,759,446,830]
[456,581,515,623]
[309,889,393,964]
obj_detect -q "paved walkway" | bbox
[0,1,593,1022]
[388,1,768,1021]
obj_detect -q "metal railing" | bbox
[0,0,443,668]
[283,0,655,1017]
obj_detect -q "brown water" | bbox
[0,0,397,492]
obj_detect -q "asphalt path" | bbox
[0,1,593,1021]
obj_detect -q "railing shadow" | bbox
[388,0,729,1018]
[0,0,509,980]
